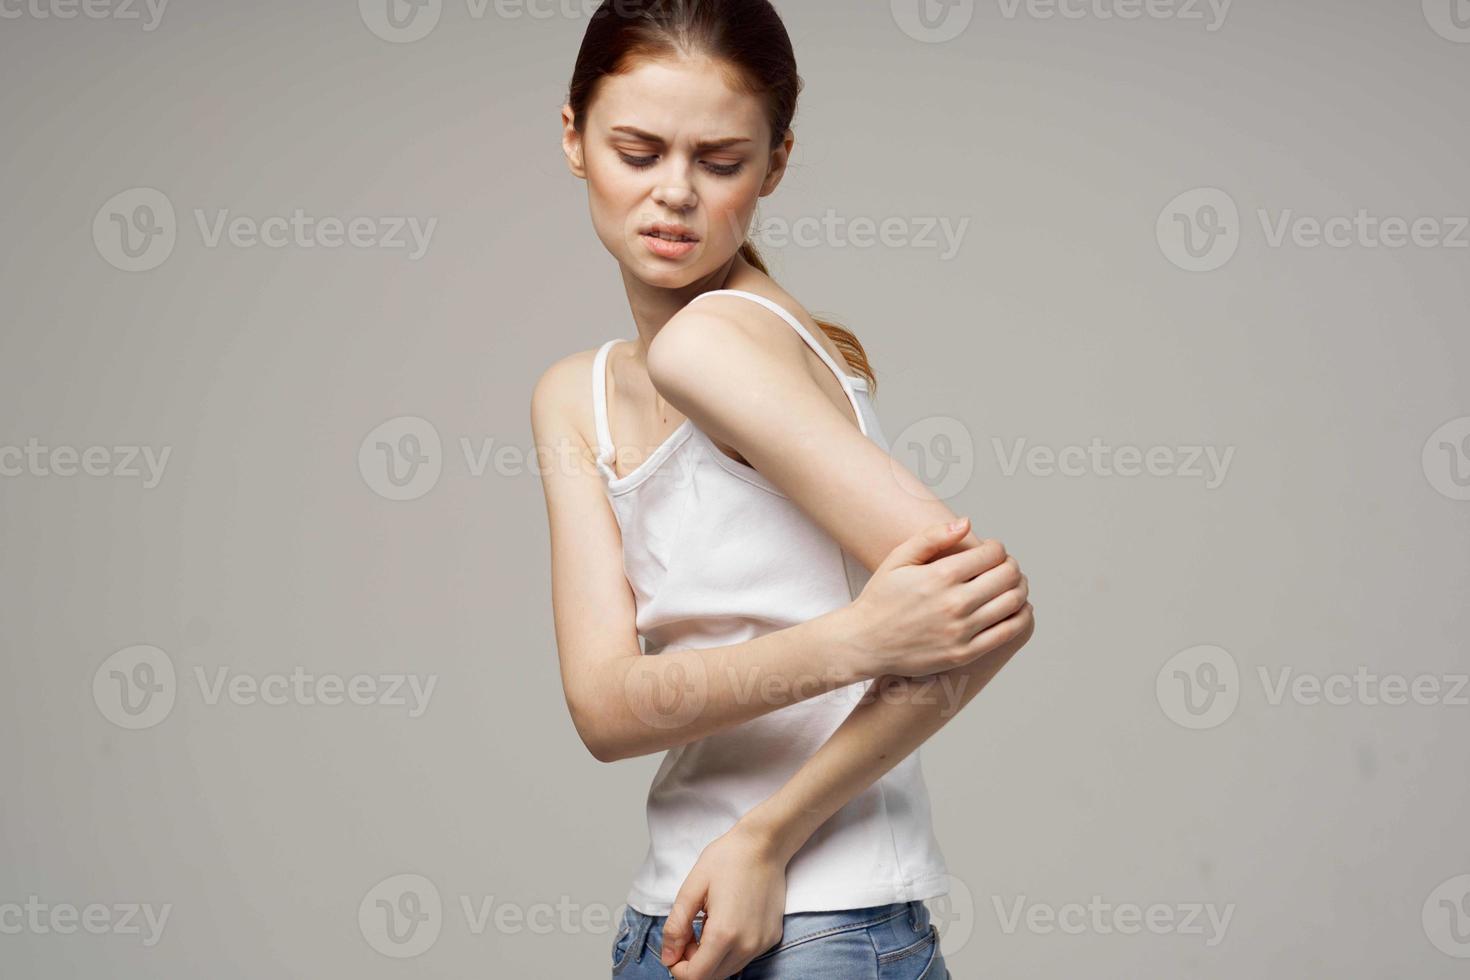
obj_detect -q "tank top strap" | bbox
[591,338,624,466]
[686,289,869,437]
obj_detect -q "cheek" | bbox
[585,156,642,216]
[703,184,761,240]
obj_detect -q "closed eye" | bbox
[619,153,744,177]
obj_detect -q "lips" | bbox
[641,222,700,243]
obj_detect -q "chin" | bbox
[628,265,700,290]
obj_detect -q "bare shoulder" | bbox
[529,345,603,456]
[654,286,845,379]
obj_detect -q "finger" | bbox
[956,558,1023,612]
[661,885,708,967]
[961,601,1035,661]
[667,937,699,978]
[879,517,970,571]
[671,923,737,980]
[961,577,1029,637]
[929,536,1008,583]
[706,944,751,980]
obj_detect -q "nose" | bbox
[652,172,697,213]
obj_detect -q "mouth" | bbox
[641,223,701,243]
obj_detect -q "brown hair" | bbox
[566,0,877,391]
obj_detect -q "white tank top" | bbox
[592,288,950,916]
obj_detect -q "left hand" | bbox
[659,823,788,980]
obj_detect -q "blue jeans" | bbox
[610,899,950,979]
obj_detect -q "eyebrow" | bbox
[610,126,752,151]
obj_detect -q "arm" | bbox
[646,302,1035,977]
[744,590,1031,862]
[531,351,886,764]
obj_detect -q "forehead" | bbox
[589,55,769,144]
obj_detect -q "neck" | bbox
[618,254,762,358]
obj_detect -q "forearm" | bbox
[589,609,873,762]
[738,627,1029,863]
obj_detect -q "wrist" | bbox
[822,604,879,684]
[734,801,806,866]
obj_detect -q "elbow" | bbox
[569,700,624,764]
[585,732,624,764]
[585,738,618,765]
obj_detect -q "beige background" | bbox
[2,0,1468,976]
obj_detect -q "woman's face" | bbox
[563,54,790,289]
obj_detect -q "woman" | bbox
[531,2,1037,977]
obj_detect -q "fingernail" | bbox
[948,518,967,531]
